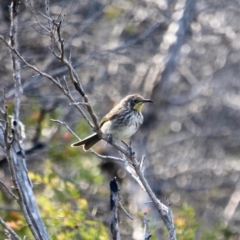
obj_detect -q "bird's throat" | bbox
[134,102,144,111]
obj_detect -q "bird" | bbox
[71,94,154,151]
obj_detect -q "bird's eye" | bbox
[133,99,138,104]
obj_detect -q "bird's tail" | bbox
[71,133,100,151]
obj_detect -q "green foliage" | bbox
[6,102,14,116]
[0,153,106,239]
[29,161,109,239]
[175,203,199,240]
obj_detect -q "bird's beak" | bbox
[134,98,154,111]
[141,99,154,104]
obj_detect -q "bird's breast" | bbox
[100,111,143,140]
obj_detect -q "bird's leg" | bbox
[121,140,128,147]
[101,132,113,146]
[121,141,134,156]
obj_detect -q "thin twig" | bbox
[0,217,22,240]
[0,36,94,130]
[0,180,18,201]
[90,150,125,163]
[119,201,134,220]
[110,178,121,240]
[130,152,176,240]
[3,1,50,239]
[143,213,152,240]
[50,119,80,140]
[69,102,90,107]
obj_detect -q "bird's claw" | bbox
[121,141,135,156]
[107,134,113,144]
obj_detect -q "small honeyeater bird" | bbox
[71,94,154,151]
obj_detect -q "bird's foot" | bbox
[107,134,113,144]
[121,141,135,156]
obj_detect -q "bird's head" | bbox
[122,94,154,111]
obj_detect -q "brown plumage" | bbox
[71,94,153,151]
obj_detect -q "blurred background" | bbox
[0,0,240,239]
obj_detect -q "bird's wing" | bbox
[99,105,124,127]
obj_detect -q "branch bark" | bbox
[110,178,121,240]
[131,155,177,240]
[0,216,22,240]
[0,1,50,239]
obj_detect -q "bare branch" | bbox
[130,152,177,240]
[143,213,152,240]
[50,119,80,140]
[0,179,18,201]
[0,36,94,130]
[69,102,91,107]
[1,1,50,239]
[119,201,134,220]
[0,217,22,240]
[110,178,121,240]
[90,150,125,163]
[49,18,101,132]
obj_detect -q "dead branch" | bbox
[0,1,50,239]
[0,217,22,240]
[143,213,152,240]
[130,154,177,240]
[110,178,121,240]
